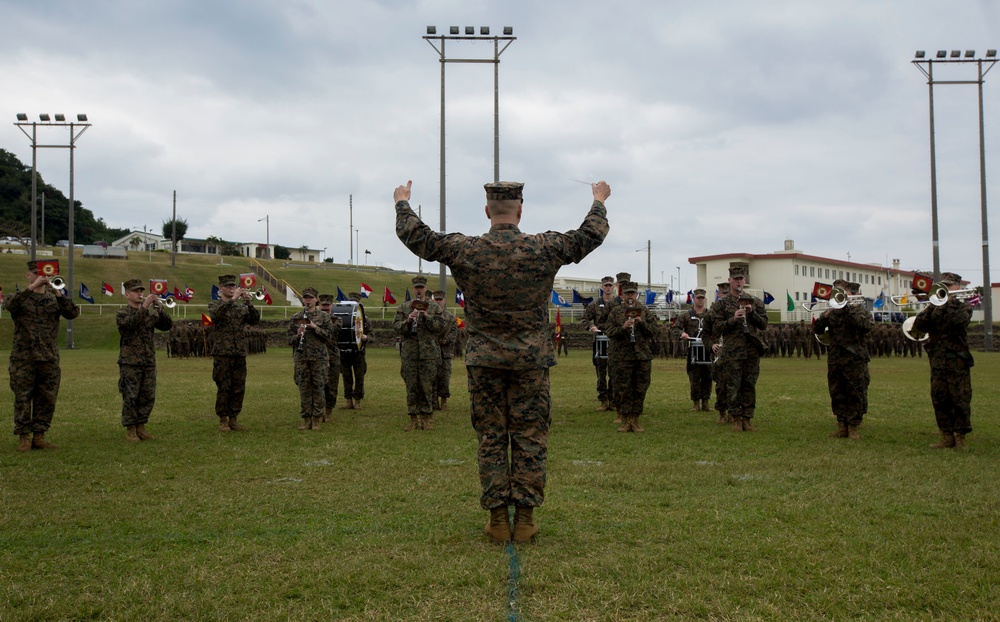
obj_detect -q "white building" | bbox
[689,239,927,322]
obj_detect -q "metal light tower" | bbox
[423,25,516,292]
[913,49,997,350]
[14,113,91,349]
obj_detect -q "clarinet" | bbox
[296,315,307,352]
[738,286,750,334]
[411,292,421,334]
[628,298,637,343]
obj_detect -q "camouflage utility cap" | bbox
[717,282,730,293]
[349,292,361,302]
[318,294,334,303]
[622,281,639,293]
[940,272,962,286]
[601,276,615,285]
[123,279,144,292]
[412,276,428,287]
[616,272,631,283]
[484,181,524,201]
[729,266,747,279]
[832,279,849,290]
[301,287,318,298]
[848,282,862,294]
[432,290,446,299]
[218,275,237,287]
[693,288,706,298]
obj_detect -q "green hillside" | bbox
[0,249,450,349]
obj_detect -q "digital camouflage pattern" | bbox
[116,305,173,427]
[340,308,371,402]
[581,296,614,403]
[604,301,659,416]
[321,312,343,408]
[912,297,974,434]
[208,298,260,419]
[288,308,337,419]
[673,308,714,401]
[396,196,608,509]
[813,304,875,427]
[4,289,80,435]
[704,293,768,420]
[393,298,445,416]
[435,307,459,401]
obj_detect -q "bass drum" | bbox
[331,302,366,350]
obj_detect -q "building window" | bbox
[878,276,882,286]
[810,267,815,277]
[795,265,799,276]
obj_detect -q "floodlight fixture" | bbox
[950,50,960,58]
[465,26,474,35]
[937,50,947,58]
[504,26,513,35]
[427,26,436,35]
[988,50,998,58]
[965,50,975,58]
[450,26,459,35]
[77,114,88,122]
[480,26,489,35]
[54,114,65,122]
[16,113,27,121]
[915,51,925,58]
[39,114,50,121]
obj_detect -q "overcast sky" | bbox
[3,0,999,292]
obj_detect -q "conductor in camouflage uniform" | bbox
[5,260,80,452]
[581,276,616,412]
[673,288,714,413]
[117,279,173,442]
[393,276,445,430]
[911,272,974,449]
[705,266,768,432]
[814,279,875,440]
[288,288,336,430]
[432,290,458,411]
[394,178,610,543]
[208,274,261,432]
[604,281,659,432]
[317,294,343,421]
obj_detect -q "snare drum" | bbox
[593,333,609,360]
[330,302,366,350]
[688,337,712,365]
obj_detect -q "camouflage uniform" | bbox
[288,306,336,421]
[394,187,608,510]
[912,295,973,437]
[340,300,371,405]
[814,304,875,430]
[208,296,261,422]
[394,294,445,421]
[5,288,80,436]
[673,307,714,403]
[604,296,659,426]
[116,303,173,428]
[581,294,614,405]
[435,305,459,406]
[705,292,768,424]
[319,303,343,411]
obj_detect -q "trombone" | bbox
[151,297,176,309]
[892,282,979,308]
[49,276,66,291]
[251,288,267,301]
[828,287,867,309]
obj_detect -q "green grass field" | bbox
[1,348,998,621]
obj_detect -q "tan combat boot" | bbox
[421,416,434,431]
[701,399,711,412]
[847,425,860,440]
[439,397,448,411]
[298,418,312,430]
[742,418,757,432]
[31,433,57,450]
[617,416,631,433]
[341,399,354,410]
[930,431,956,449]
[484,506,511,543]
[732,417,744,432]
[717,411,727,425]
[691,400,700,412]
[954,433,968,450]
[228,417,248,431]
[125,426,141,443]
[352,398,362,411]
[433,398,441,411]
[512,506,539,543]
[613,407,623,424]
[17,434,31,452]
[135,425,155,441]
[322,407,333,423]
[630,416,644,433]
[829,421,849,439]
[596,400,610,412]
[310,417,321,431]
[405,415,419,431]
[218,417,231,432]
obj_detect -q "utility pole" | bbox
[349,194,353,266]
[170,190,177,268]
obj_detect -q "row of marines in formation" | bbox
[164,322,268,358]
[582,266,974,447]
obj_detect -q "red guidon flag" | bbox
[911,273,933,293]
[36,260,59,277]
[201,313,213,327]
[240,273,257,289]
[812,282,833,300]
[149,279,168,295]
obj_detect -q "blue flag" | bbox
[405,288,411,302]
[873,292,885,309]
[666,290,674,304]
[572,289,584,304]
[763,291,775,305]
[645,289,657,305]
[211,284,220,300]
[79,282,95,304]
[336,287,347,302]
[550,290,571,307]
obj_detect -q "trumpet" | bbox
[928,285,978,307]
[151,297,176,309]
[829,287,867,309]
[252,288,267,301]
[49,276,66,290]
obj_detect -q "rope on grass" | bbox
[506,541,522,622]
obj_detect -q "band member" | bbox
[340,292,371,410]
[117,279,173,442]
[208,274,261,432]
[432,290,458,411]
[393,276,445,430]
[287,288,336,430]
[705,267,768,432]
[394,178,609,543]
[711,282,731,423]
[673,288,713,414]
[581,276,616,412]
[604,281,659,432]
[317,294,343,420]
[606,271,631,421]
[911,272,974,449]
[814,280,875,439]
[5,260,80,451]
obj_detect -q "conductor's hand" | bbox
[394,180,412,203]
[592,181,611,202]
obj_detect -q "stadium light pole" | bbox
[14,113,91,349]
[423,25,516,292]
[913,49,997,351]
